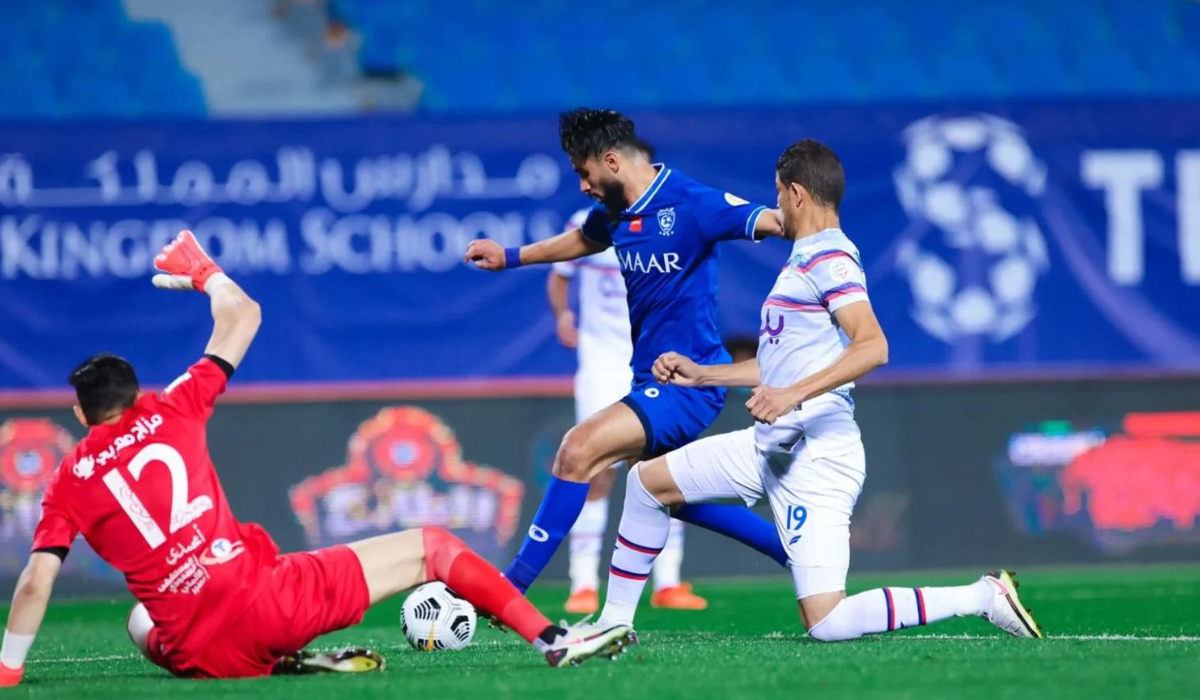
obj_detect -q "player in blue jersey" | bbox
[464,108,791,594]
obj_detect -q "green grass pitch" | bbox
[10,565,1200,699]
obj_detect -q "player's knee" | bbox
[802,597,847,642]
[127,603,154,658]
[553,428,596,481]
[422,526,466,580]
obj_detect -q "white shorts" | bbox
[665,427,866,599]
[574,362,634,470]
[575,365,633,423]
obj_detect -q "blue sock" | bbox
[674,503,789,567]
[504,476,591,592]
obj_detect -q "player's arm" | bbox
[653,353,761,388]
[0,552,63,685]
[465,227,605,271]
[752,208,786,239]
[152,230,262,369]
[202,278,262,370]
[746,302,888,424]
[547,265,578,349]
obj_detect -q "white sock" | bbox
[568,497,608,593]
[0,631,34,669]
[651,519,684,591]
[809,582,990,642]
[597,466,669,626]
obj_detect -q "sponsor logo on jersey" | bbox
[199,537,245,566]
[830,259,853,281]
[165,524,206,567]
[724,192,749,206]
[289,407,524,559]
[618,250,682,274]
[527,525,549,542]
[657,207,676,236]
[73,455,95,480]
[629,217,643,232]
[760,309,785,344]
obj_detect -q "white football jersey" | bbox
[554,209,633,373]
[755,228,870,460]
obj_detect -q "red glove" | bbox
[152,230,223,293]
[0,663,23,687]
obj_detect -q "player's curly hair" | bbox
[559,108,652,161]
[776,139,845,213]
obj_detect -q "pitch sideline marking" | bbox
[29,633,1200,665]
[905,633,1200,642]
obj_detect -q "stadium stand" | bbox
[2,0,1198,118]
[332,0,1200,112]
[0,0,204,119]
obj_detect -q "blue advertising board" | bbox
[1,102,1198,391]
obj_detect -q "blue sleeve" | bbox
[579,204,612,247]
[690,186,770,243]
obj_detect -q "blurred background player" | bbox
[593,140,1043,643]
[548,208,705,614]
[0,232,630,685]
[466,108,793,596]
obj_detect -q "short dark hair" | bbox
[559,108,644,162]
[69,354,139,425]
[776,139,845,212]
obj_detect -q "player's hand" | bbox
[152,230,223,293]
[556,311,579,348]
[745,385,801,424]
[653,352,705,386]
[0,663,23,687]
[464,239,506,271]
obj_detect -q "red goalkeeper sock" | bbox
[422,527,559,645]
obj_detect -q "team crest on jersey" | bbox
[657,208,676,236]
[289,407,525,558]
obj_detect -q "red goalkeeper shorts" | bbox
[148,545,371,679]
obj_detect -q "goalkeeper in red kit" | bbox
[0,232,631,684]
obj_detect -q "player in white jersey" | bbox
[548,209,706,614]
[592,140,1044,642]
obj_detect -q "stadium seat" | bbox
[0,2,203,120]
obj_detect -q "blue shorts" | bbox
[620,381,727,456]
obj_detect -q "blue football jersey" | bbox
[580,165,770,382]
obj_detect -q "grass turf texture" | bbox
[9,565,1200,699]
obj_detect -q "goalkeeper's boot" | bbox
[980,570,1044,639]
[543,622,634,668]
[272,648,386,675]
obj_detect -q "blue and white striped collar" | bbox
[626,164,672,214]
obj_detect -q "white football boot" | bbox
[543,622,635,668]
[980,570,1044,639]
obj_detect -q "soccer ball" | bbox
[400,582,477,651]
[892,114,1050,342]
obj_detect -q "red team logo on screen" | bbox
[289,407,524,560]
[0,418,115,579]
[995,411,1200,554]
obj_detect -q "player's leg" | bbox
[504,401,645,592]
[628,383,789,569]
[566,468,615,614]
[126,603,171,671]
[597,428,765,628]
[804,571,1042,640]
[349,527,636,665]
[767,449,1044,641]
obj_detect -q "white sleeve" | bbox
[552,260,578,278]
[802,252,869,313]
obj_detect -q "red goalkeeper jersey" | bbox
[32,358,278,659]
